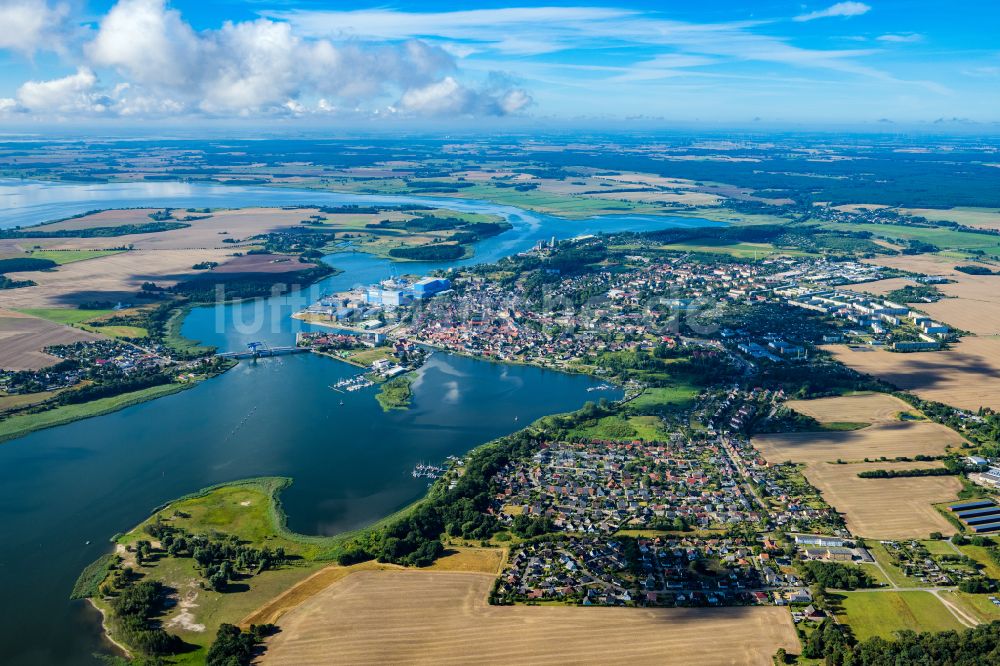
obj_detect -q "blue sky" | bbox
[0,0,998,125]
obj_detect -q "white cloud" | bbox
[265,7,634,56]
[270,7,881,79]
[269,6,954,99]
[794,2,871,22]
[877,33,924,43]
[87,0,200,89]
[397,75,531,116]
[0,0,69,55]
[72,0,522,117]
[16,67,112,113]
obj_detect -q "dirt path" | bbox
[932,590,978,628]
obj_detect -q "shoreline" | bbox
[0,260,336,446]
[76,348,620,660]
[86,598,132,660]
[0,381,194,444]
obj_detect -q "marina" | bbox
[331,374,376,392]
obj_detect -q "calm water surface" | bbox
[0,179,715,665]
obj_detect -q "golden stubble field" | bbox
[261,570,798,666]
[825,340,1000,412]
[754,394,964,539]
[802,461,961,538]
[832,255,1000,410]
[0,248,234,309]
[753,420,962,464]
[866,253,1000,335]
[785,392,913,425]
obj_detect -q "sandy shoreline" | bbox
[87,598,132,660]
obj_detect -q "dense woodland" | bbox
[796,561,876,591]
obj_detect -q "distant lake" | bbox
[0,179,717,665]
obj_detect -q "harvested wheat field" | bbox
[755,395,964,538]
[865,253,1000,334]
[753,421,961,465]
[33,207,309,251]
[0,248,233,308]
[920,276,1000,335]
[0,309,103,369]
[857,254,1000,334]
[842,277,917,298]
[868,253,963,278]
[826,340,1000,411]
[241,548,503,628]
[262,571,797,666]
[803,461,961,539]
[785,393,914,425]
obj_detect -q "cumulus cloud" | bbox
[0,0,69,55]
[16,67,114,114]
[86,0,201,89]
[67,0,524,117]
[397,75,531,116]
[794,2,871,22]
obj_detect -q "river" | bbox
[0,179,717,664]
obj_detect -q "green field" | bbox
[900,207,1000,229]
[121,478,350,557]
[680,207,796,227]
[657,239,810,258]
[943,590,1000,623]
[0,388,65,413]
[375,373,414,411]
[569,414,666,441]
[17,307,116,326]
[103,478,357,664]
[418,208,502,224]
[820,221,1000,254]
[342,346,396,368]
[857,562,892,587]
[836,591,965,641]
[25,250,123,264]
[920,539,959,556]
[87,324,148,339]
[627,385,699,413]
[958,544,1000,579]
[0,383,188,443]
[15,308,148,338]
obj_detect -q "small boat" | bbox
[339,400,345,406]
[514,415,519,421]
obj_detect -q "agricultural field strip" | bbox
[261,570,798,666]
